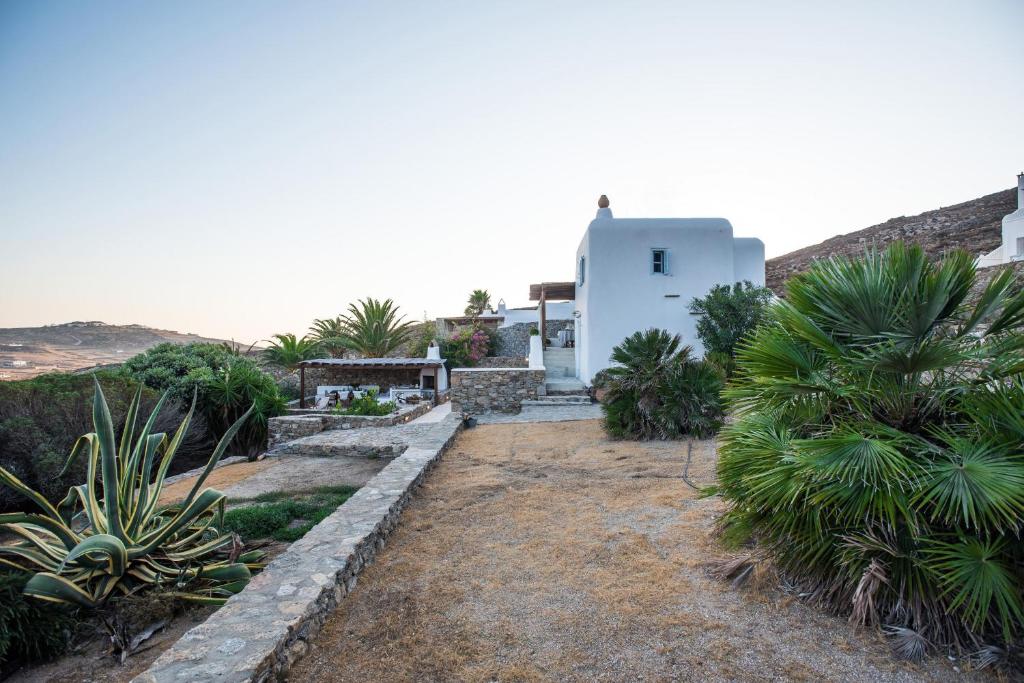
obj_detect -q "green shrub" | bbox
[716,243,1024,650]
[688,281,773,362]
[223,487,357,543]
[334,390,396,417]
[0,570,77,668]
[124,343,284,456]
[601,329,724,440]
[0,371,208,513]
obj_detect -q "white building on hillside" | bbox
[570,196,765,383]
[977,173,1024,268]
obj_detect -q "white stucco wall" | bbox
[487,301,574,327]
[1001,175,1024,263]
[574,215,765,384]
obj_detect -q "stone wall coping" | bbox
[134,414,462,683]
[451,367,536,373]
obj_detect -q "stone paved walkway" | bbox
[475,403,602,424]
[290,419,969,683]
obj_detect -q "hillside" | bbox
[0,321,238,380]
[766,188,1016,293]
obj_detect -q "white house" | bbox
[571,196,765,384]
[976,173,1024,268]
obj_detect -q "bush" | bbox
[716,243,1024,650]
[601,328,724,440]
[334,390,397,417]
[688,281,773,360]
[441,326,491,368]
[0,570,77,669]
[223,487,357,543]
[124,343,284,456]
[0,371,209,513]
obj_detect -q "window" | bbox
[1017,237,1024,257]
[652,249,668,275]
[578,256,586,286]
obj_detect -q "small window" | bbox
[1017,237,1024,257]
[578,256,586,286]
[652,249,668,275]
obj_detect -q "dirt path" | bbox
[293,420,971,682]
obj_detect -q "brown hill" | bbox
[766,188,1016,293]
[0,321,239,380]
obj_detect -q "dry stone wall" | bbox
[494,321,573,356]
[450,368,545,414]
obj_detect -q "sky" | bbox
[1,0,1022,343]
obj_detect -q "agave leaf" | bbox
[0,512,79,552]
[63,534,129,577]
[131,488,227,558]
[24,572,98,608]
[180,403,255,507]
[117,385,144,484]
[0,542,63,572]
[0,465,66,523]
[92,379,125,540]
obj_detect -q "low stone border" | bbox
[450,367,546,414]
[134,414,462,683]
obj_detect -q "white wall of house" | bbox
[486,300,574,327]
[978,174,1024,267]
[574,206,765,384]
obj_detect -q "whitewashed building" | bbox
[977,173,1024,268]
[569,196,764,384]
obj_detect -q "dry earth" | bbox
[293,419,977,682]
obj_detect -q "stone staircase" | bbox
[541,347,587,396]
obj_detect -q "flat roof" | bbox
[529,282,576,301]
[299,358,444,369]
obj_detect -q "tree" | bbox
[337,298,415,358]
[262,333,322,372]
[464,289,492,317]
[307,316,348,357]
[600,328,723,439]
[716,243,1024,651]
[688,281,773,358]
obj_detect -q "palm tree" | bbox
[601,328,722,439]
[464,289,492,317]
[262,333,322,372]
[336,298,415,358]
[307,316,347,357]
[716,242,1024,651]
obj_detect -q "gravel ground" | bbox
[291,420,977,682]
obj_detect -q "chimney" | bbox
[596,194,613,219]
[426,340,442,361]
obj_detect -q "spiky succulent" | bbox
[0,380,261,608]
[717,243,1024,649]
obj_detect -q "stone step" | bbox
[545,378,587,394]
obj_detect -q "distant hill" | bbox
[766,188,1016,293]
[0,321,241,380]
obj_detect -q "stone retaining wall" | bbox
[473,356,528,368]
[450,368,546,414]
[135,414,463,683]
[267,402,432,449]
[494,321,573,356]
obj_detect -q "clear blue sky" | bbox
[1,0,1021,342]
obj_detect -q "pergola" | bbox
[297,358,445,408]
[529,281,576,343]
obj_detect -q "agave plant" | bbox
[0,380,261,608]
[717,243,1024,649]
[601,328,724,439]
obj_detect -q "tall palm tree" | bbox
[262,333,322,372]
[464,289,492,317]
[337,298,415,358]
[307,316,347,357]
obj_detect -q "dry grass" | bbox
[291,420,977,682]
[157,458,276,505]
